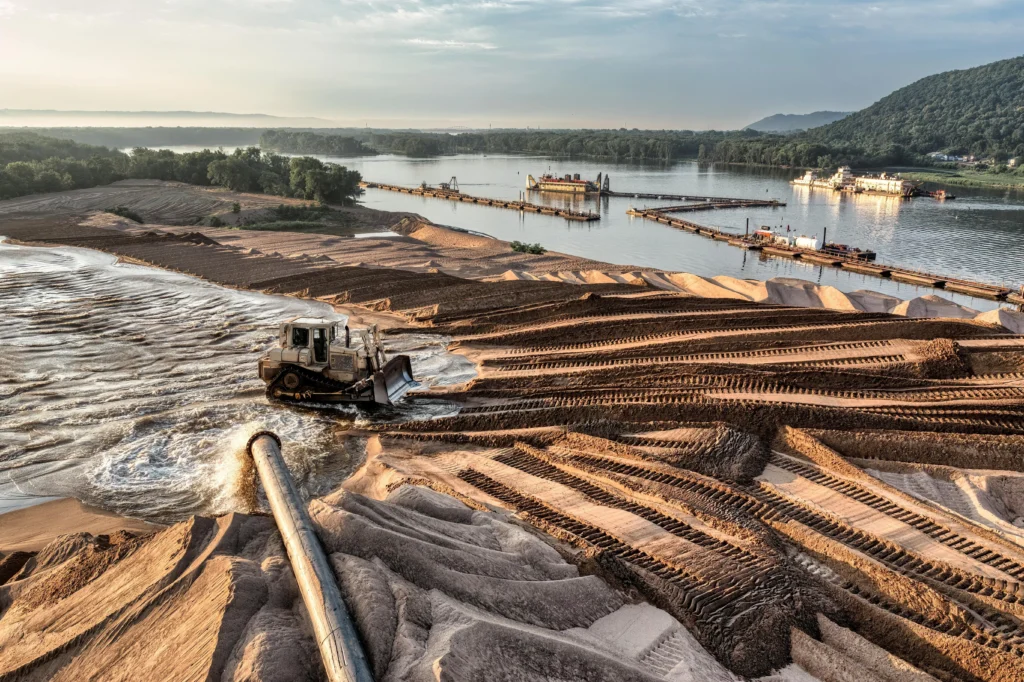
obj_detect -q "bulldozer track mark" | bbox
[506,318,912,355]
[487,340,898,371]
[493,446,764,566]
[456,467,799,640]
[768,455,1024,582]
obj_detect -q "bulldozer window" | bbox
[291,327,309,347]
[313,328,328,364]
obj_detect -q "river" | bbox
[0,239,473,521]
[322,154,1023,312]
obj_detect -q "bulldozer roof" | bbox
[286,316,341,326]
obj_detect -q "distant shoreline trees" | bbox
[0,133,363,204]
[260,130,377,157]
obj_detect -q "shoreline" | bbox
[0,498,162,554]
[901,169,1024,191]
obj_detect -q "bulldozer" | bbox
[259,317,415,406]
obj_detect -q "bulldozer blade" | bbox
[373,354,416,405]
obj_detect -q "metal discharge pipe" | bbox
[246,431,373,682]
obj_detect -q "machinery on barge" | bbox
[527,172,610,194]
[791,166,953,199]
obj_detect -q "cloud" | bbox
[404,37,497,50]
[0,0,1021,127]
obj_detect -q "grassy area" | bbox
[901,169,1024,190]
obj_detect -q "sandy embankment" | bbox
[2,182,1023,681]
[496,269,1024,332]
[15,180,1018,332]
[0,499,161,554]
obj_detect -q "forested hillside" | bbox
[809,55,1024,160]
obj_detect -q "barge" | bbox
[527,172,610,194]
[792,166,946,198]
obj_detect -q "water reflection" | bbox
[323,153,1022,307]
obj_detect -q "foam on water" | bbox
[0,241,471,522]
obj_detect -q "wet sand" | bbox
[0,498,161,553]
[2,183,1024,681]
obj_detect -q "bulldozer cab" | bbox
[281,318,337,366]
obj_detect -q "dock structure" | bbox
[606,190,782,203]
[361,181,600,221]
[647,199,785,213]
[628,206,1018,303]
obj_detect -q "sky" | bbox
[1,0,1022,130]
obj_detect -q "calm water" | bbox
[320,154,1024,312]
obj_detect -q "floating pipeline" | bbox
[360,181,600,221]
[627,206,1019,303]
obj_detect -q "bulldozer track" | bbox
[493,446,763,565]
[265,363,348,402]
[488,340,898,370]
[768,454,1024,581]
[456,467,798,649]
[506,318,910,355]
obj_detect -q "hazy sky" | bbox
[1,0,1022,129]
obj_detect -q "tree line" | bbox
[260,130,376,157]
[0,133,362,203]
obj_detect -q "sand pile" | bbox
[974,307,1024,334]
[0,487,827,682]
[845,290,904,314]
[624,424,771,483]
[665,273,757,300]
[495,264,1017,331]
[765,278,861,311]
[891,294,979,319]
[0,514,324,681]
[312,486,656,681]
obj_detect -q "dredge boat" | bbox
[792,166,937,198]
[527,172,610,194]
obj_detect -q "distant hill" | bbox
[0,109,337,128]
[745,111,852,133]
[807,55,1024,158]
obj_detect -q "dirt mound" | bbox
[627,424,771,483]
[0,514,323,681]
[974,307,1024,334]
[891,295,979,319]
[766,278,860,311]
[914,338,971,378]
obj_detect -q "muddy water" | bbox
[0,240,473,522]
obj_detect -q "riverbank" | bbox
[3,184,1024,681]
[903,169,1024,190]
